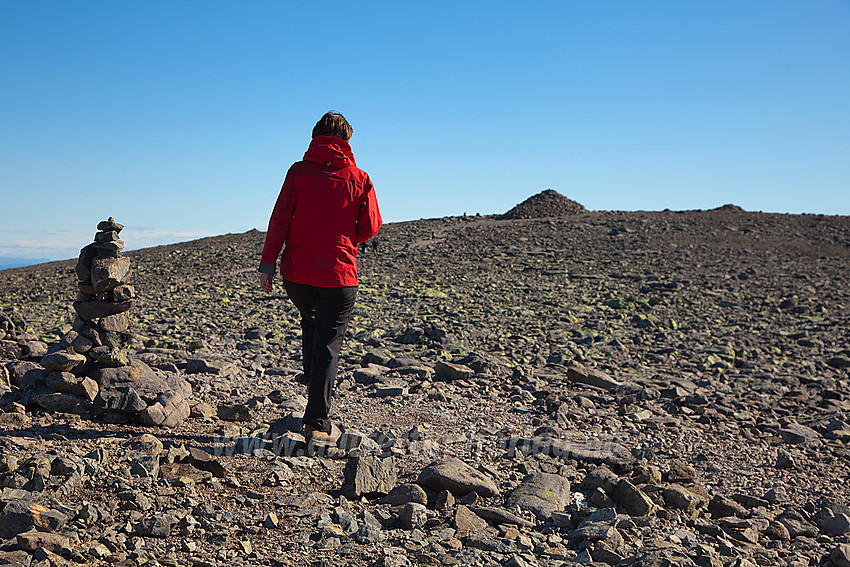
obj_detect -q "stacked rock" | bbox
[31,218,193,427]
[0,311,27,342]
[66,217,136,368]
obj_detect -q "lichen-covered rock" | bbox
[506,472,571,520]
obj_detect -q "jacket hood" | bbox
[303,136,356,169]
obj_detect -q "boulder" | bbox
[417,456,498,498]
[506,472,571,520]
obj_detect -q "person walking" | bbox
[259,111,382,444]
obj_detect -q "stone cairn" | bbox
[68,217,136,367]
[23,217,193,427]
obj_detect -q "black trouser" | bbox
[283,279,358,433]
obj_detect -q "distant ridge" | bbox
[500,189,587,219]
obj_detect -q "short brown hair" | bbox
[312,111,353,141]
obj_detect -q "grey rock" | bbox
[566,364,623,390]
[709,494,748,518]
[97,217,124,232]
[93,386,147,414]
[99,312,131,332]
[130,455,159,479]
[434,360,475,381]
[454,504,487,537]
[778,422,820,444]
[73,298,134,321]
[353,366,384,384]
[467,505,534,527]
[822,513,850,536]
[0,499,67,539]
[186,358,237,375]
[398,502,428,530]
[378,483,428,506]
[342,455,397,497]
[134,514,174,537]
[354,510,383,544]
[7,360,40,387]
[91,255,130,293]
[139,390,190,427]
[506,472,571,520]
[613,480,656,517]
[507,436,636,473]
[35,392,89,414]
[46,372,99,400]
[417,456,498,497]
[40,351,87,373]
[831,544,850,567]
[338,429,381,454]
[464,532,516,553]
[776,508,818,538]
[663,484,704,512]
[572,507,618,540]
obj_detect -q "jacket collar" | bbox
[303,136,356,169]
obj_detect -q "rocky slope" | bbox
[1,199,850,567]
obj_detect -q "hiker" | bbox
[258,111,382,444]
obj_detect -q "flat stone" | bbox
[566,364,623,390]
[468,506,534,527]
[40,351,87,373]
[186,447,227,478]
[507,436,636,473]
[73,298,134,321]
[91,360,191,401]
[506,472,571,520]
[434,360,475,381]
[35,392,89,414]
[778,422,820,445]
[342,455,397,497]
[709,494,748,518]
[218,403,252,421]
[417,456,498,498]
[124,433,164,456]
[572,507,618,540]
[338,429,381,454]
[776,508,818,538]
[454,504,488,537]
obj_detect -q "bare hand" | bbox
[260,272,273,293]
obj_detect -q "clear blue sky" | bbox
[2,1,849,263]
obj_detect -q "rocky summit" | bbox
[500,189,587,219]
[0,198,849,567]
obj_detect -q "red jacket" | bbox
[259,136,382,287]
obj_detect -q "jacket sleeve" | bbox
[354,175,382,244]
[259,167,297,274]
